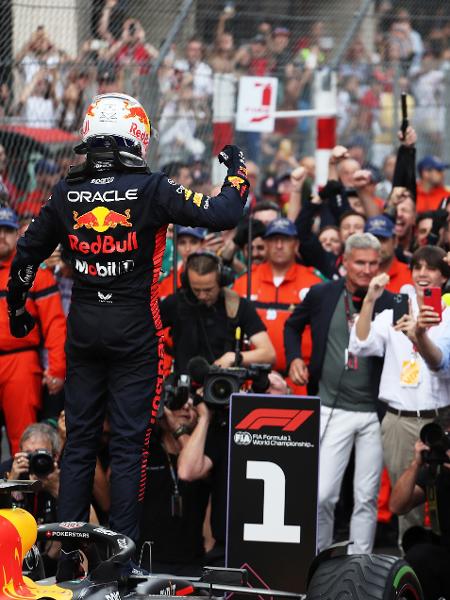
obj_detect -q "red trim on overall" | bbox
[138,225,167,502]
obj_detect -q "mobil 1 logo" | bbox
[227,393,320,594]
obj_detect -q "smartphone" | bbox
[423,287,442,321]
[392,293,409,325]
[400,92,409,140]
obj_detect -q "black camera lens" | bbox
[28,450,54,477]
[420,423,444,447]
[420,422,450,465]
[205,375,240,406]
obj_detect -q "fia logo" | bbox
[234,431,252,446]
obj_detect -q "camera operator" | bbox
[159,251,275,372]
[389,409,450,600]
[0,423,61,574]
[1,422,61,517]
[176,365,279,567]
[139,395,210,576]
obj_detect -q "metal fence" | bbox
[1,0,450,206]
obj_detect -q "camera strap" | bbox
[161,444,183,518]
[426,476,442,536]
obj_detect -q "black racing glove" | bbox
[8,305,35,338]
[7,263,38,338]
[218,145,248,179]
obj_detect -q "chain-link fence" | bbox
[1,0,450,212]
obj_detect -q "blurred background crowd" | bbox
[1,0,450,212]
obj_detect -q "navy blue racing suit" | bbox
[8,166,248,543]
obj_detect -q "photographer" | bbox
[0,422,61,520]
[177,369,275,567]
[139,397,209,576]
[0,422,62,575]
[159,251,275,372]
[389,409,450,600]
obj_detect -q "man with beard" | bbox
[233,217,267,267]
[284,233,394,554]
[386,187,416,260]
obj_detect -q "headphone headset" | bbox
[180,250,235,290]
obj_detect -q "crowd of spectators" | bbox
[1,0,450,592]
[2,2,450,219]
[2,2,450,172]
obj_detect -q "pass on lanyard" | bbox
[344,290,358,370]
[400,347,421,387]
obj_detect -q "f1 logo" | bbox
[236,409,314,432]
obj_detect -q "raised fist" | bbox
[218,145,248,179]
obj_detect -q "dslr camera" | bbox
[420,422,450,466]
[161,373,191,411]
[26,450,54,477]
[188,357,271,407]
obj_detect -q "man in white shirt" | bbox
[349,245,450,544]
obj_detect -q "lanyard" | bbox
[162,445,180,496]
[343,289,354,333]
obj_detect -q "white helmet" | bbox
[80,93,151,157]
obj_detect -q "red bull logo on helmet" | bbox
[73,207,132,232]
[123,101,151,146]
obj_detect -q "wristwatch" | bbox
[173,425,190,439]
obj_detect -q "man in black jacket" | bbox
[284,232,394,555]
[6,93,249,574]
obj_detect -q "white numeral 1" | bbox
[243,460,301,544]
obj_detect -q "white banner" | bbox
[236,76,278,133]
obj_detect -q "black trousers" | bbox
[58,301,164,543]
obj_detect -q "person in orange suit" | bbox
[159,226,206,300]
[233,217,322,393]
[416,156,450,213]
[0,207,66,454]
[364,215,412,293]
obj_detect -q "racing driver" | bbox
[6,93,249,577]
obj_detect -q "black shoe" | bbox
[56,550,85,582]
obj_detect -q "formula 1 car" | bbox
[0,481,423,600]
